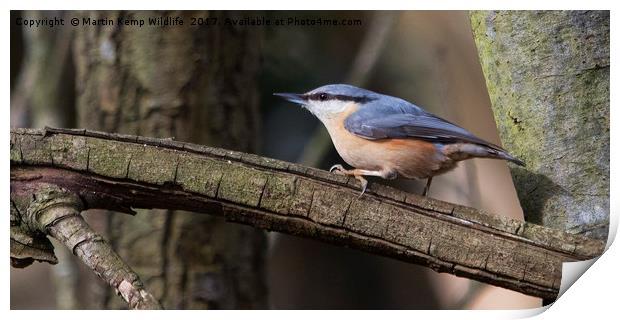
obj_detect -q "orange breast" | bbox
[322,105,451,179]
[376,138,447,178]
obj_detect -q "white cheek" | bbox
[306,100,348,121]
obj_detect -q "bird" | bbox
[274,84,524,197]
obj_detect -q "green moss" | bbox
[10,133,22,163]
[20,133,53,165]
[128,148,178,185]
[259,174,297,214]
[49,135,89,171]
[470,11,546,170]
[175,154,227,197]
[87,138,143,179]
[519,222,577,253]
[469,11,609,239]
[217,164,268,207]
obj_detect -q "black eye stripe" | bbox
[306,93,330,101]
[304,93,375,103]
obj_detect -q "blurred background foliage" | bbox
[11,10,538,309]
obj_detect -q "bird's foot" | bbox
[354,175,368,198]
[329,164,346,174]
[329,164,368,197]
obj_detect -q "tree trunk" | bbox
[469,11,609,240]
[10,11,79,309]
[11,10,75,130]
[73,10,266,309]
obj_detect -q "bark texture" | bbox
[469,11,609,240]
[73,10,265,309]
[10,128,606,301]
[10,183,161,309]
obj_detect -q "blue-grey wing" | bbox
[344,101,501,149]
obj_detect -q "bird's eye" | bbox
[319,93,327,101]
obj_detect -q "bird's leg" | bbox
[329,164,397,197]
[422,177,433,197]
[329,164,368,195]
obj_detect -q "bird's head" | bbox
[274,84,377,121]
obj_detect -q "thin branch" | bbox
[10,127,605,302]
[11,181,161,309]
[46,206,162,309]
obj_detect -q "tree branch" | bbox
[10,127,605,302]
[10,180,161,309]
[47,203,162,309]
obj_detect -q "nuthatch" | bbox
[275,84,524,196]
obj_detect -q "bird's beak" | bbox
[273,93,306,105]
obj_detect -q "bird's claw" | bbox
[328,164,367,197]
[355,176,368,198]
[329,164,346,174]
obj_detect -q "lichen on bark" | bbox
[469,11,609,240]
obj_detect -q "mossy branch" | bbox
[10,127,605,302]
[10,182,161,309]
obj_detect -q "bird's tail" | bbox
[489,147,525,166]
[447,143,525,166]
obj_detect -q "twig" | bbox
[11,182,162,309]
[47,207,162,309]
